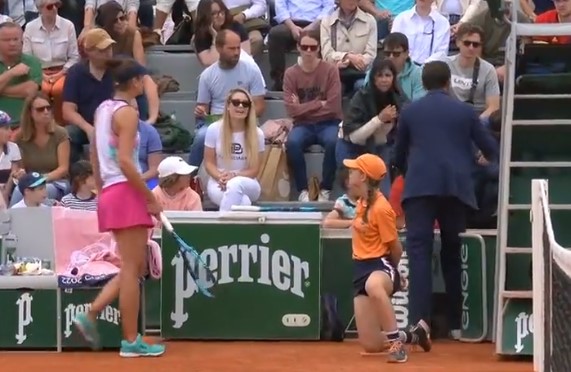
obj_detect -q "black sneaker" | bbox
[410,319,432,352]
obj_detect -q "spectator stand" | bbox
[0,208,145,351]
[494,17,571,356]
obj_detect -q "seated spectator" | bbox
[268,0,335,90]
[357,0,414,41]
[10,172,48,208]
[5,0,38,27]
[338,58,405,196]
[520,0,555,21]
[283,30,342,202]
[95,1,159,123]
[364,32,425,101]
[0,111,23,204]
[534,0,571,45]
[391,0,450,64]
[0,22,42,135]
[61,160,98,211]
[153,156,202,211]
[194,0,251,67]
[84,0,139,31]
[322,167,357,228]
[204,88,264,211]
[189,30,266,168]
[153,0,199,38]
[131,99,162,189]
[443,23,500,121]
[434,0,482,29]
[223,0,268,57]
[23,0,80,125]
[320,0,377,95]
[63,28,115,164]
[12,93,70,206]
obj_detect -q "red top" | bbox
[534,10,571,45]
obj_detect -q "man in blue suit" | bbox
[393,61,498,341]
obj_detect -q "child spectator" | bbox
[323,167,358,229]
[11,172,48,208]
[61,160,98,211]
[152,156,203,211]
[0,111,23,204]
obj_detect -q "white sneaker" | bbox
[450,329,461,341]
[318,190,331,202]
[298,190,310,202]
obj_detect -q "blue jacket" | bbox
[393,90,498,209]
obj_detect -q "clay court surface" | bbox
[1,340,531,372]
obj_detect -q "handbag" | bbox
[166,13,193,45]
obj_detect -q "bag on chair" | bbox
[257,145,290,201]
[154,112,193,153]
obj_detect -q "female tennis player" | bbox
[343,153,431,363]
[73,58,165,358]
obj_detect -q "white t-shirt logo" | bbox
[231,143,243,155]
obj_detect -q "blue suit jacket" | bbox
[393,90,498,209]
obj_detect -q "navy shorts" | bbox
[353,257,401,297]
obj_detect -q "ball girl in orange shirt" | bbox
[343,154,432,363]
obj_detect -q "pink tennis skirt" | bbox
[97,181,154,232]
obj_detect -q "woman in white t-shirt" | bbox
[204,88,265,211]
[0,111,22,205]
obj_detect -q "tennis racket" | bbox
[230,205,319,212]
[160,213,215,298]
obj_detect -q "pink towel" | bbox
[53,207,162,279]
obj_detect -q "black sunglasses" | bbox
[462,40,482,48]
[299,44,318,52]
[34,105,52,113]
[230,99,251,108]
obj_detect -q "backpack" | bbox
[154,113,193,154]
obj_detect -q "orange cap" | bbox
[343,154,387,181]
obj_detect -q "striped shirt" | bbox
[61,193,98,211]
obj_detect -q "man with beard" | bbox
[188,29,266,168]
[0,21,41,133]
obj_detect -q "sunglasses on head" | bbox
[34,105,52,113]
[230,99,251,108]
[45,2,60,10]
[462,40,482,48]
[384,50,403,58]
[299,44,318,52]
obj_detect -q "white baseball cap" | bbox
[157,156,198,178]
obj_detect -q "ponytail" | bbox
[362,178,381,223]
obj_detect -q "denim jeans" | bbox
[67,125,89,165]
[335,138,393,197]
[377,18,391,40]
[187,118,208,167]
[285,120,340,192]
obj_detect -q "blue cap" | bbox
[18,172,47,194]
[115,60,149,84]
[0,111,11,127]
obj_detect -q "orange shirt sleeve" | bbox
[389,176,404,218]
[184,188,203,211]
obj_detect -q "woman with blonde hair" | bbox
[11,93,70,206]
[203,88,264,211]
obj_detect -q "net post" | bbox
[532,179,547,372]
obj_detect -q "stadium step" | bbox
[514,94,571,99]
[505,247,532,254]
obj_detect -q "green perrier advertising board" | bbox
[161,222,321,340]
